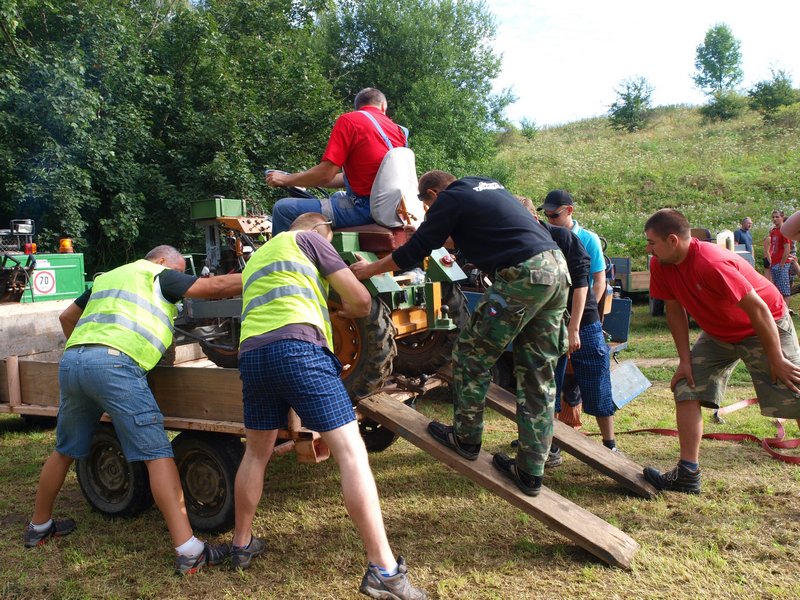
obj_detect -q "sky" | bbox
[487,1,800,127]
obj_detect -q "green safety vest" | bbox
[66,259,178,370]
[240,231,332,348]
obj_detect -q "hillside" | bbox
[496,106,800,267]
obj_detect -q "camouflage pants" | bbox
[674,314,800,419]
[453,249,569,477]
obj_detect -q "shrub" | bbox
[520,118,538,141]
[748,70,799,120]
[699,90,747,122]
[608,76,654,132]
[771,103,800,130]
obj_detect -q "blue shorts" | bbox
[56,346,173,462]
[239,339,356,432]
[771,264,791,296]
[555,320,615,417]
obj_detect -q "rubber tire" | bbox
[200,341,239,369]
[334,297,397,400]
[171,432,243,534]
[393,283,469,377]
[20,414,57,429]
[649,297,665,317]
[76,424,155,518]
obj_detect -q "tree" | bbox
[314,0,513,175]
[608,76,654,132]
[693,23,743,95]
[748,70,800,120]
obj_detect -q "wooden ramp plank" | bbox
[437,367,657,499]
[359,393,638,569]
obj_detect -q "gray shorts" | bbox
[674,315,800,419]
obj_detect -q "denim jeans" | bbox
[271,191,372,235]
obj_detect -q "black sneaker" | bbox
[23,518,76,548]
[643,463,701,494]
[427,421,480,461]
[492,453,542,497]
[175,542,231,575]
[231,536,266,570]
[360,556,427,600]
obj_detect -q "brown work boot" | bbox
[360,556,427,600]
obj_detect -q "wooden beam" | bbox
[436,366,657,499]
[358,393,639,569]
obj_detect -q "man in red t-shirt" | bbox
[767,209,791,300]
[643,209,800,494]
[266,88,409,234]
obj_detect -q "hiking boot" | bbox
[360,556,427,600]
[544,448,563,468]
[643,463,701,495]
[427,421,480,461]
[175,542,231,575]
[492,453,542,497]
[231,536,266,570]
[23,518,76,548]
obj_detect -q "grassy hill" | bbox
[496,106,800,268]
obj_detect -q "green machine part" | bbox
[20,253,88,303]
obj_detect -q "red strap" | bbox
[716,397,760,416]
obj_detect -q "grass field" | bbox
[1,299,799,599]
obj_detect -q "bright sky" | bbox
[488,1,800,127]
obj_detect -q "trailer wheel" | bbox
[199,341,239,369]
[172,432,243,533]
[649,297,665,317]
[332,297,396,400]
[76,424,154,518]
[491,354,515,391]
[393,284,469,377]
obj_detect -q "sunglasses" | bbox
[544,209,565,220]
[312,221,333,230]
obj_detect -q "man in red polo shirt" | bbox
[643,209,800,495]
[267,88,409,234]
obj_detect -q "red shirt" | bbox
[321,106,408,197]
[650,238,785,342]
[769,227,790,264]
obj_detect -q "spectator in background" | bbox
[734,217,754,262]
[767,210,792,302]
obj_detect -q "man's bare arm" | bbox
[184,274,243,299]
[59,303,84,339]
[326,268,371,319]
[350,253,399,281]
[266,161,341,189]
[664,298,694,390]
[591,271,606,312]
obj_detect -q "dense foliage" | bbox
[693,23,743,95]
[748,70,800,121]
[0,0,507,271]
[608,76,654,133]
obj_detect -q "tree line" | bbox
[0,0,510,271]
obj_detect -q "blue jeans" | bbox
[56,346,173,461]
[271,191,372,235]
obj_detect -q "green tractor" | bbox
[177,195,468,451]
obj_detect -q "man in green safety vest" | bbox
[230,213,427,599]
[24,245,242,575]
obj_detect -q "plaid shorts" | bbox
[239,339,356,432]
[771,264,791,296]
[554,320,615,417]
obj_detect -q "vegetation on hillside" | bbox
[497,105,800,267]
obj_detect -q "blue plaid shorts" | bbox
[771,264,791,296]
[555,320,615,417]
[239,339,356,432]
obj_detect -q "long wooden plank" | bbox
[359,393,639,569]
[437,367,657,499]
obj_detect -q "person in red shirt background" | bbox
[266,88,409,235]
[767,209,792,301]
[643,209,800,495]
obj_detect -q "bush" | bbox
[699,90,747,122]
[519,118,538,141]
[771,103,800,130]
[608,76,654,132]
[748,70,799,120]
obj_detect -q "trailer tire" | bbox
[490,354,515,391]
[199,341,239,369]
[393,284,469,377]
[172,432,243,534]
[76,424,154,518]
[649,297,665,317]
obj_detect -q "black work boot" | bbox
[492,453,542,497]
[427,421,480,460]
[643,463,701,494]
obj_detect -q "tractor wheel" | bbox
[393,283,469,377]
[331,297,396,399]
[200,341,239,369]
[76,424,154,518]
[172,432,244,533]
[491,353,515,391]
